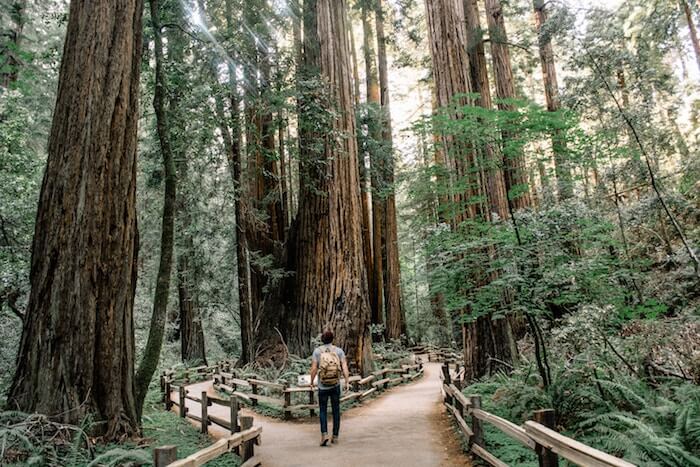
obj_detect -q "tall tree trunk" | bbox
[352,6,375,333]
[8,0,143,438]
[425,0,480,226]
[426,0,517,379]
[533,0,572,200]
[361,1,384,330]
[681,0,700,74]
[0,0,26,87]
[464,0,508,221]
[293,0,372,372]
[134,0,177,418]
[177,0,207,367]
[245,0,285,334]
[178,255,207,364]
[225,0,254,364]
[484,0,531,210]
[375,0,405,339]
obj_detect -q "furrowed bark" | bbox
[8,0,144,439]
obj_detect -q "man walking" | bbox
[310,329,350,446]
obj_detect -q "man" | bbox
[309,329,350,446]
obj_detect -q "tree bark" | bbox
[134,0,178,418]
[484,0,531,210]
[375,0,405,339]
[464,0,508,221]
[7,0,143,439]
[292,0,372,373]
[178,254,207,365]
[425,0,480,226]
[533,0,572,200]
[361,1,384,330]
[223,0,254,364]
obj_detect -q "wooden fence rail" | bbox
[153,424,262,467]
[440,363,637,467]
[161,358,424,420]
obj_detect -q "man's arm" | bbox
[342,358,350,391]
[310,359,318,387]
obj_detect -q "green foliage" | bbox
[617,299,670,324]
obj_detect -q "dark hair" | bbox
[321,330,334,345]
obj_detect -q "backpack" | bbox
[318,346,341,386]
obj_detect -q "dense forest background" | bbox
[1,0,699,464]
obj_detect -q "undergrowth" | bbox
[0,385,241,466]
[462,312,700,467]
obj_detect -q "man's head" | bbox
[321,329,334,345]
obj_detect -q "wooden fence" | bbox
[160,359,424,421]
[153,423,261,467]
[158,371,263,466]
[409,344,463,364]
[210,361,424,419]
[440,363,637,467]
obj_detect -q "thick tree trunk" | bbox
[292,0,372,373]
[484,0,531,210]
[351,8,375,333]
[426,0,517,379]
[7,0,143,439]
[464,0,508,221]
[533,0,572,200]
[245,1,285,333]
[361,2,384,329]
[134,0,177,418]
[0,0,26,87]
[225,0,254,364]
[425,0,480,226]
[375,0,405,339]
[178,254,207,365]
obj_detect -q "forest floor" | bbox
[173,361,471,466]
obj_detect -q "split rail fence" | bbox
[159,358,424,424]
[440,362,637,467]
[210,360,424,419]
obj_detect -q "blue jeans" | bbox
[318,385,341,436]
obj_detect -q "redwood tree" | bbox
[484,0,532,210]
[134,0,178,415]
[7,0,144,438]
[293,0,372,372]
[533,0,572,200]
[375,0,405,339]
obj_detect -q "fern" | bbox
[87,448,151,467]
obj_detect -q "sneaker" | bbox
[331,436,339,444]
[320,434,329,447]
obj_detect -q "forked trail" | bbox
[177,361,471,466]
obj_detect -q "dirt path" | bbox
[173,361,471,466]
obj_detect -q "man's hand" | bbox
[344,382,350,392]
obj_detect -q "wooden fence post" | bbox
[230,395,240,433]
[309,389,316,417]
[442,364,453,405]
[154,445,177,467]
[442,363,452,384]
[240,416,254,461]
[201,391,208,434]
[164,380,172,410]
[283,382,291,420]
[179,386,186,418]
[534,409,559,467]
[251,382,258,406]
[469,395,484,449]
